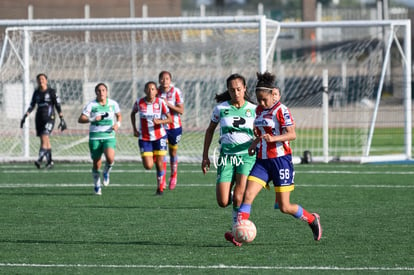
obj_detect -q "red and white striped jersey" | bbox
[254,101,294,159]
[158,86,184,130]
[132,97,169,141]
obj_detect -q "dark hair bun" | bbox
[256,71,275,88]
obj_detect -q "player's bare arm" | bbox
[201,121,217,174]
[130,111,139,137]
[167,102,184,115]
[153,113,172,125]
[262,125,296,143]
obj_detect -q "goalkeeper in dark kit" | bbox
[20,73,67,169]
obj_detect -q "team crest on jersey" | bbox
[154,103,160,110]
[245,109,252,117]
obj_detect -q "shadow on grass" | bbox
[0,238,232,248]
[1,192,91,196]
[72,205,210,210]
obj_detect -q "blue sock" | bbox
[239,203,251,214]
[293,205,303,219]
[157,170,165,178]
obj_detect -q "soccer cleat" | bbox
[155,188,163,196]
[169,177,177,190]
[45,161,54,169]
[34,161,41,169]
[94,186,102,195]
[224,231,242,247]
[309,213,322,241]
[103,171,110,186]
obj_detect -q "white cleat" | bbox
[94,186,102,195]
[103,172,110,186]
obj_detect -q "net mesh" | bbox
[0,19,280,162]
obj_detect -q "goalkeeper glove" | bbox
[58,118,67,131]
[20,114,27,128]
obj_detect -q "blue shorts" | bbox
[166,127,182,146]
[248,155,295,193]
[139,137,167,157]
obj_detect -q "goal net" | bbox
[0,18,411,163]
[0,16,280,162]
[273,20,411,163]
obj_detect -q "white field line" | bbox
[1,169,413,188]
[0,183,413,188]
[1,169,414,175]
[0,263,413,271]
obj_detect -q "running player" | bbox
[78,83,122,195]
[201,73,256,246]
[20,73,67,169]
[131,81,172,195]
[158,71,184,190]
[238,71,322,241]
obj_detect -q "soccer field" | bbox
[0,162,413,274]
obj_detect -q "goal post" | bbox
[0,17,411,164]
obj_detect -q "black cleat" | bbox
[155,188,163,196]
[34,161,41,169]
[309,213,322,241]
[45,161,54,169]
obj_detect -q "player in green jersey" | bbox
[201,73,257,246]
[78,83,122,195]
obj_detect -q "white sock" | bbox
[104,162,113,174]
[93,170,101,187]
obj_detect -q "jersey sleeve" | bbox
[175,87,184,104]
[51,89,63,114]
[112,99,121,114]
[82,102,93,118]
[131,100,139,113]
[26,90,37,113]
[277,105,294,127]
[210,105,220,124]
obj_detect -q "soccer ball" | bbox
[232,219,257,243]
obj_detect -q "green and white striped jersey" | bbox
[211,101,256,155]
[82,98,121,140]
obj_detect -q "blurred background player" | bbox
[238,71,322,241]
[20,73,67,169]
[78,83,122,195]
[158,71,184,190]
[131,81,172,195]
[202,73,256,246]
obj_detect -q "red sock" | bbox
[301,209,315,224]
[171,161,177,178]
[237,211,250,221]
[157,176,163,191]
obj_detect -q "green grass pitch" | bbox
[0,162,413,274]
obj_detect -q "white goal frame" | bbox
[0,17,411,163]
